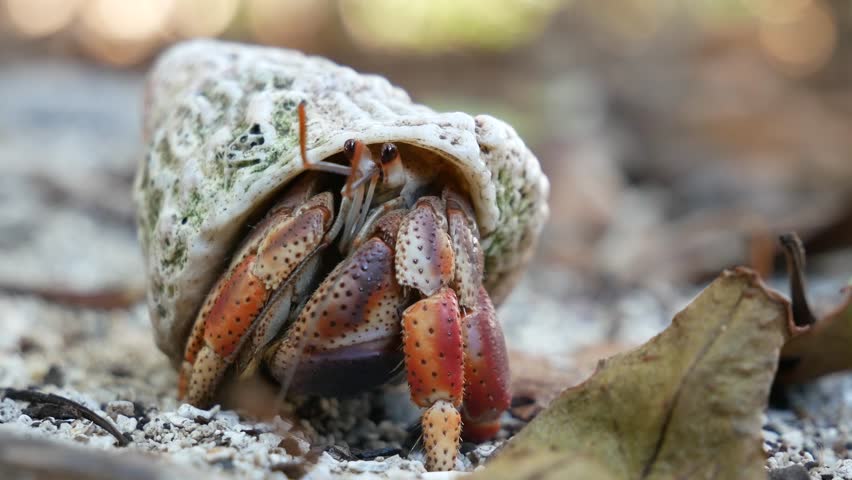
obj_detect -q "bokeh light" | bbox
[0,0,845,78]
[247,0,328,46]
[758,0,836,75]
[579,0,676,53]
[80,0,174,42]
[75,0,175,66]
[740,0,813,24]
[4,0,82,38]
[171,0,239,38]
[338,0,562,51]
[686,0,753,35]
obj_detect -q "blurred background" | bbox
[2,0,852,367]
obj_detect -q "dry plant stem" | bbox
[1,388,129,446]
[779,232,817,327]
[0,284,143,309]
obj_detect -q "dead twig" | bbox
[0,284,144,309]
[1,388,129,446]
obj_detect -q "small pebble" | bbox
[205,446,235,463]
[0,398,22,422]
[106,400,135,419]
[176,403,219,422]
[114,414,137,433]
[768,464,809,480]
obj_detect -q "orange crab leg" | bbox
[445,189,484,308]
[178,186,334,405]
[403,288,465,405]
[180,253,269,402]
[460,285,510,442]
[266,229,408,395]
[395,197,455,295]
[394,197,467,470]
[402,288,465,471]
[443,190,511,440]
[394,192,510,469]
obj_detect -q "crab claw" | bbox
[402,287,465,471]
[178,184,334,405]
[460,286,511,442]
[395,193,511,469]
[395,197,454,296]
[402,288,465,406]
[265,236,407,395]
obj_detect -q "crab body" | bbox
[135,41,548,471]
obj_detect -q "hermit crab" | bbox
[135,40,548,470]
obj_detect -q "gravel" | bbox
[0,293,499,478]
[2,271,852,479]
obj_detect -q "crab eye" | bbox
[343,139,357,159]
[380,143,398,164]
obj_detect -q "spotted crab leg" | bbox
[396,193,511,470]
[264,210,409,396]
[443,189,511,441]
[394,196,464,471]
[459,285,511,441]
[401,288,465,471]
[178,177,335,405]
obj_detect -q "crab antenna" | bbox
[298,101,309,165]
[296,103,353,176]
[349,164,381,192]
[348,174,378,247]
[344,140,366,197]
[340,179,365,249]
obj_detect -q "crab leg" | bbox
[178,184,334,405]
[402,288,465,471]
[264,209,408,393]
[395,196,467,470]
[443,189,511,440]
[235,252,321,377]
[395,193,511,469]
[444,189,483,308]
[459,285,510,441]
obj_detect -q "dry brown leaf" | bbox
[775,233,852,384]
[776,287,852,384]
[481,268,792,480]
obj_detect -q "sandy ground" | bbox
[2,271,852,479]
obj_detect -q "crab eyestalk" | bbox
[297,103,385,251]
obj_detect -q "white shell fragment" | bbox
[135,40,549,363]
